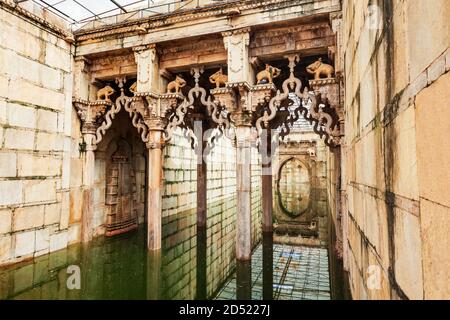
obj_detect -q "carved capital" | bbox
[73,98,110,126]
[133,43,157,54]
[250,83,276,111]
[74,56,92,73]
[221,27,251,38]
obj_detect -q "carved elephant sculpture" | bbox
[97,85,115,102]
[167,75,186,94]
[306,58,334,80]
[256,64,281,84]
[209,68,228,88]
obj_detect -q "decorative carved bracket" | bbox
[209,54,342,148]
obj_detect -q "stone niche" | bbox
[94,107,146,237]
[273,140,328,245]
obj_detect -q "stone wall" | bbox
[0,3,76,266]
[341,0,450,299]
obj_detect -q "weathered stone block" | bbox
[18,153,60,177]
[23,179,56,203]
[415,72,450,207]
[407,0,450,81]
[390,106,419,200]
[420,199,450,299]
[59,192,70,230]
[7,103,36,129]
[0,180,23,206]
[394,208,423,300]
[0,235,12,263]
[14,230,35,257]
[44,203,61,226]
[8,78,65,110]
[37,109,58,132]
[4,128,34,150]
[49,231,67,252]
[36,132,63,151]
[0,209,12,235]
[45,44,71,73]
[68,223,81,244]
[35,227,50,252]
[13,205,44,231]
[0,152,17,177]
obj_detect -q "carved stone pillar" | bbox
[73,100,109,243]
[73,56,91,101]
[235,123,253,261]
[261,130,273,232]
[145,118,165,251]
[222,28,252,84]
[81,125,96,243]
[133,44,159,93]
[211,81,255,261]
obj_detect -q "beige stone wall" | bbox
[0,5,76,265]
[341,0,450,299]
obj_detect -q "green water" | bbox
[1,229,153,299]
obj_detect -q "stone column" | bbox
[235,124,253,261]
[222,28,254,261]
[261,130,273,232]
[196,120,207,228]
[133,44,165,251]
[81,125,96,243]
[146,127,164,251]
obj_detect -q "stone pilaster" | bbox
[222,28,252,84]
[73,56,92,100]
[133,44,159,93]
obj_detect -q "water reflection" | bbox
[236,260,252,300]
[262,232,273,300]
[195,226,207,300]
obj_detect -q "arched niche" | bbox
[276,157,312,219]
[94,109,147,237]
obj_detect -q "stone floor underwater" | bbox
[215,244,331,300]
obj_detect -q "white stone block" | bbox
[0,75,8,99]
[8,78,65,111]
[23,179,56,203]
[0,180,23,206]
[36,109,58,132]
[18,153,61,177]
[0,99,7,125]
[45,44,71,73]
[0,235,12,263]
[0,209,12,234]
[44,202,61,225]
[49,231,67,251]
[0,152,17,177]
[4,128,35,150]
[40,65,62,91]
[35,227,50,252]
[36,132,63,151]
[14,230,35,257]
[59,204,70,230]
[13,205,44,231]
[68,224,81,244]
